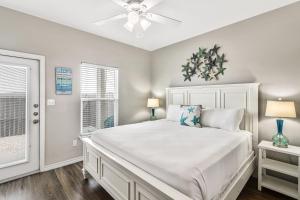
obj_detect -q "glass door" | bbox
[0,54,39,182]
[0,64,28,167]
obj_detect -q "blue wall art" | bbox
[55,67,72,95]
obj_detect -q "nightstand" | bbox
[258,140,300,199]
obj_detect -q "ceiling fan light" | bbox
[124,22,134,32]
[140,19,151,31]
[128,11,139,25]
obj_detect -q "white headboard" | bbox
[166,83,260,150]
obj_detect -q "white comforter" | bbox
[91,120,252,200]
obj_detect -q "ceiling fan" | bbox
[94,0,182,37]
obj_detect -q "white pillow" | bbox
[201,108,244,131]
[166,105,181,121]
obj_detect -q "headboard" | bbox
[166,83,260,150]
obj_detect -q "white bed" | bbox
[90,120,253,200]
[81,83,259,200]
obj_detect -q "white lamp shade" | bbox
[265,100,296,118]
[147,98,159,108]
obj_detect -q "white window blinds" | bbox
[80,63,118,135]
[0,64,27,138]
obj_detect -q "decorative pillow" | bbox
[180,105,202,127]
[166,105,181,122]
[201,108,244,131]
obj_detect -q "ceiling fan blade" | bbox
[141,0,163,10]
[111,0,129,8]
[94,14,127,26]
[146,13,182,25]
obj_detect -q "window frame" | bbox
[80,62,119,136]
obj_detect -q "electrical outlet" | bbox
[72,139,78,146]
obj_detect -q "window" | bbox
[80,63,118,135]
[0,64,28,166]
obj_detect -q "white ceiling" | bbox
[0,0,298,51]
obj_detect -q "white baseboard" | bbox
[0,157,83,184]
[42,156,83,172]
[0,170,40,184]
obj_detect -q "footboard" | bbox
[82,138,255,200]
[82,138,192,200]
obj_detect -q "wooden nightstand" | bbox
[258,140,300,199]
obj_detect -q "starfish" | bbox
[187,107,195,113]
[180,114,188,126]
[212,44,220,54]
[191,116,201,126]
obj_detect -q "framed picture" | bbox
[55,67,72,95]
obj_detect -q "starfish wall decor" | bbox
[181,44,228,82]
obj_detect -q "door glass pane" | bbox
[0,64,27,167]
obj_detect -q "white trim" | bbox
[25,64,30,167]
[81,62,118,70]
[0,49,46,172]
[222,153,256,200]
[0,159,28,169]
[0,170,40,184]
[0,156,83,183]
[165,82,260,90]
[43,156,83,172]
[39,55,46,172]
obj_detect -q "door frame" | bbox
[0,49,46,172]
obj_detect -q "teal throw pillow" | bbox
[180,105,202,127]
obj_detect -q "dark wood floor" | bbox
[0,162,293,200]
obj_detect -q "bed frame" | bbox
[81,83,260,200]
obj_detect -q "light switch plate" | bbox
[47,99,56,106]
[72,139,78,146]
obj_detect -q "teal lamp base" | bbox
[150,108,157,121]
[272,119,289,148]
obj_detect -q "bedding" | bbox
[91,120,252,200]
[201,108,244,131]
[166,104,181,121]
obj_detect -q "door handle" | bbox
[33,119,39,124]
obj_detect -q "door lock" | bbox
[33,112,39,116]
[33,104,39,108]
[33,119,39,124]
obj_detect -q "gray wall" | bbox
[0,6,151,165]
[1,2,300,167]
[151,2,300,148]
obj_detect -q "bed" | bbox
[81,83,259,200]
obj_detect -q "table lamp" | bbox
[147,98,159,120]
[265,99,296,148]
